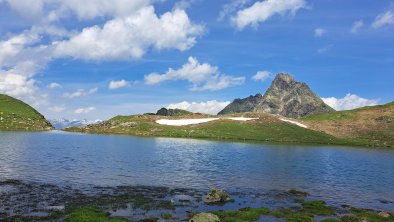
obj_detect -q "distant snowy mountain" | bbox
[49,118,102,129]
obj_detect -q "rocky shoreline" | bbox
[1,180,393,221]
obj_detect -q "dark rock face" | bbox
[156,108,192,116]
[218,73,334,118]
[218,94,263,115]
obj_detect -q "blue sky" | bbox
[0,0,393,120]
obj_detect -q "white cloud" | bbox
[74,107,95,114]
[252,71,271,82]
[48,105,65,113]
[167,100,231,115]
[144,57,245,91]
[322,94,379,111]
[372,10,394,28]
[314,28,325,37]
[0,73,36,97]
[63,87,98,99]
[0,30,55,107]
[109,80,128,90]
[0,1,204,114]
[54,6,204,60]
[47,82,62,89]
[351,20,364,33]
[231,0,307,30]
[219,0,250,21]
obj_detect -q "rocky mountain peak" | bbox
[218,73,334,118]
[275,73,294,82]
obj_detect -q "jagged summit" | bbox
[218,73,334,118]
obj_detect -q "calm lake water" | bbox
[0,131,394,210]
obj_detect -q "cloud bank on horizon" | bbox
[0,0,392,120]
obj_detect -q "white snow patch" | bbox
[155,117,259,126]
[226,117,259,121]
[155,118,219,126]
[279,118,308,128]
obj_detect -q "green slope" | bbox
[0,94,53,131]
[302,102,394,147]
[65,113,351,146]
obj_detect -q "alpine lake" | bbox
[1,131,393,221]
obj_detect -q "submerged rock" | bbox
[287,188,309,197]
[203,188,231,204]
[189,213,220,222]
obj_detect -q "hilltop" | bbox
[155,108,193,116]
[219,74,334,118]
[0,94,53,131]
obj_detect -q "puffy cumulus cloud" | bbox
[0,29,55,108]
[145,57,245,91]
[372,11,394,28]
[0,60,44,99]
[252,71,271,82]
[54,6,204,60]
[322,94,379,111]
[109,80,128,90]
[351,20,364,33]
[47,82,62,89]
[63,88,98,99]
[231,0,307,30]
[48,105,65,113]
[314,28,325,37]
[0,73,36,96]
[74,107,95,114]
[167,100,231,115]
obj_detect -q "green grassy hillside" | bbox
[65,113,353,146]
[0,94,53,131]
[65,103,394,148]
[302,102,394,147]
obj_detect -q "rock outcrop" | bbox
[156,108,193,116]
[218,73,334,118]
[203,188,232,204]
